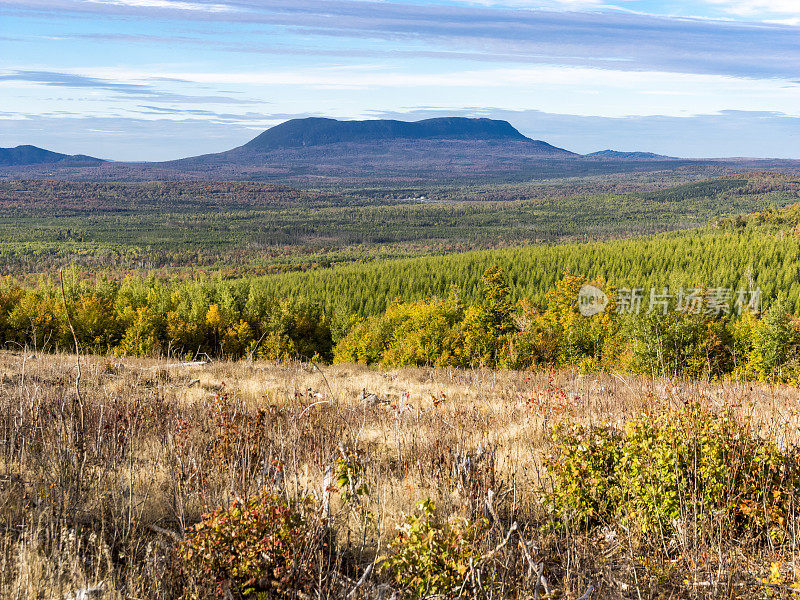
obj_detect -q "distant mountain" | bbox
[588,149,676,160]
[240,116,566,152]
[162,117,576,179]
[9,117,780,183]
[0,145,104,167]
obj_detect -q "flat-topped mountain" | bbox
[0,145,104,167]
[164,116,576,176]
[239,116,568,153]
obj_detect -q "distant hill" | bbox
[588,149,676,160]
[4,117,796,183]
[0,145,104,167]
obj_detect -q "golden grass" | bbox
[1,350,799,598]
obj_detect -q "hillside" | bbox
[2,116,773,183]
[169,116,577,175]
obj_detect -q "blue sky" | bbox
[1,0,798,160]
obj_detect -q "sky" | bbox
[1,0,799,160]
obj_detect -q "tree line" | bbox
[2,263,799,382]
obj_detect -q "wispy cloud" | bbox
[0,69,157,93]
[85,64,775,89]
[133,105,289,123]
[703,0,800,16]
[68,64,800,117]
[0,70,256,103]
[81,0,238,13]
[450,0,606,6]
[0,115,260,160]
[3,1,799,80]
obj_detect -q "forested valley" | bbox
[2,178,800,383]
[0,172,796,276]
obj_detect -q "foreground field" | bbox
[2,352,800,598]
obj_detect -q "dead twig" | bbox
[149,523,184,541]
[533,562,551,600]
[59,267,85,456]
[479,521,517,562]
[345,563,373,599]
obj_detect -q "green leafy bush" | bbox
[115,305,161,357]
[179,492,321,599]
[544,424,625,525]
[546,405,800,540]
[627,308,733,379]
[335,451,369,504]
[732,301,800,382]
[381,499,485,599]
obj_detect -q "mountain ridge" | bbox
[589,149,676,160]
[3,117,767,183]
[0,145,104,167]
[2,118,683,170]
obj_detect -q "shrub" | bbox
[733,299,800,382]
[0,280,24,344]
[544,423,625,526]
[458,266,516,368]
[7,290,65,350]
[627,309,733,379]
[381,296,465,367]
[546,405,800,541]
[179,492,321,599]
[116,306,161,357]
[332,315,386,365]
[258,298,333,362]
[334,296,465,367]
[335,451,369,504]
[72,292,122,351]
[381,499,485,599]
[540,273,618,368]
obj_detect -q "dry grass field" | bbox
[1,350,800,599]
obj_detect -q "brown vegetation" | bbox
[1,351,799,598]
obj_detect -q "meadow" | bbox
[2,351,800,599]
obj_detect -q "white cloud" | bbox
[455,0,605,5]
[78,63,792,91]
[82,0,236,13]
[765,17,800,25]
[36,63,795,120]
[449,0,800,20]
[703,0,800,17]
